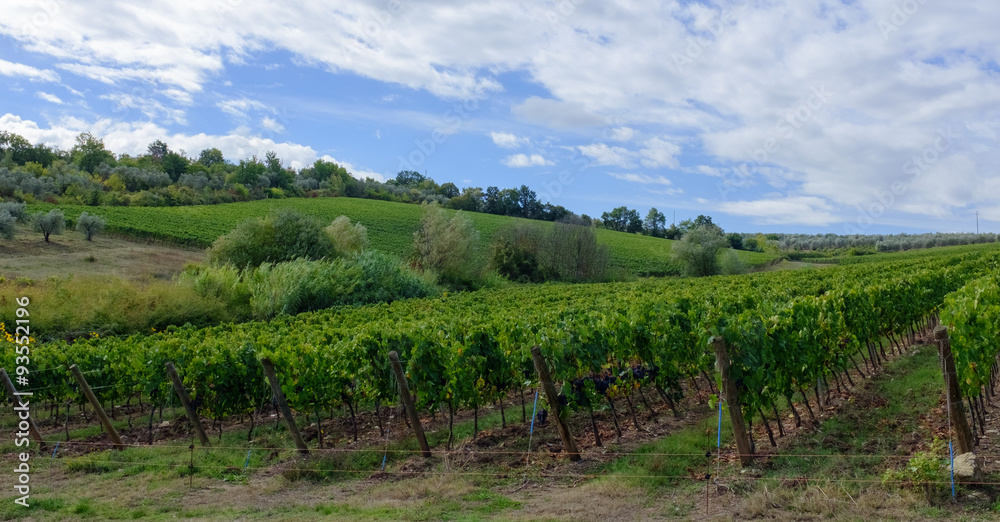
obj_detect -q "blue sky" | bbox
[1,0,999,234]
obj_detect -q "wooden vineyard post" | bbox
[164,362,211,447]
[68,364,125,450]
[529,345,581,462]
[934,326,974,455]
[260,358,309,455]
[712,338,753,466]
[388,351,431,458]
[0,368,46,449]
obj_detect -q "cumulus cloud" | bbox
[577,143,634,168]
[0,113,377,176]
[1,1,999,228]
[579,138,682,169]
[502,153,551,168]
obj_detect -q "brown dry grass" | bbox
[0,227,205,282]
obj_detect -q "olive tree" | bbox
[76,212,106,241]
[33,209,65,243]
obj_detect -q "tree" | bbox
[437,182,460,198]
[198,148,226,167]
[644,208,667,238]
[412,203,482,288]
[447,187,483,212]
[33,209,65,243]
[146,139,169,160]
[677,214,721,235]
[601,206,643,234]
[76,212,106,241]
[671,225,727,277]
[664,223,683,240]
[71,133,115,173]
[394,170,426,186]
[162,151,189,182]
[516,185,542,219]
[727,233,744,250]
[230,156,267,187]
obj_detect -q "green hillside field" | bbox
[27,198,774,276]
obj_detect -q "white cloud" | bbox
[0,59,59,82]
[608,127,635,142]
[502,153,552,168]
[577,143,633,168]
[217,97,267,119]
[1,1,999,227]
[638,138,681,169]
[607,172,673,186]
[718,196,840,226]
[101,92,186,124]
[317,155,386,182]
[260,116,285,134]
[0,113,359,172]
[490,131,528,149]
[512,97,606,129]
[36,91,63,104]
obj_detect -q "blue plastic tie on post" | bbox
[244,450,252,470]
[528,390,539,436]
[51,441,60,459]
[949,441,956,499]
[717,399,722,448]
[381,426,390,471]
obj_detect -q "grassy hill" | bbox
[28,199,773,276]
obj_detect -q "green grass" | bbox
[29,199,774,276]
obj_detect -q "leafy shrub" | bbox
[0,210,14,240]
[719,250,748,275]
[881,437,950,503]
[248,253,437,318]
[185,252,436,320]
[489,224,545,283]
[489,220,611,283]
[209,209,333,269]
[325,215,369,256]
[543,221,611,282]
[0,201,28,223]
[412,203,483,289]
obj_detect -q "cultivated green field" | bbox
[29,199,774,276]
